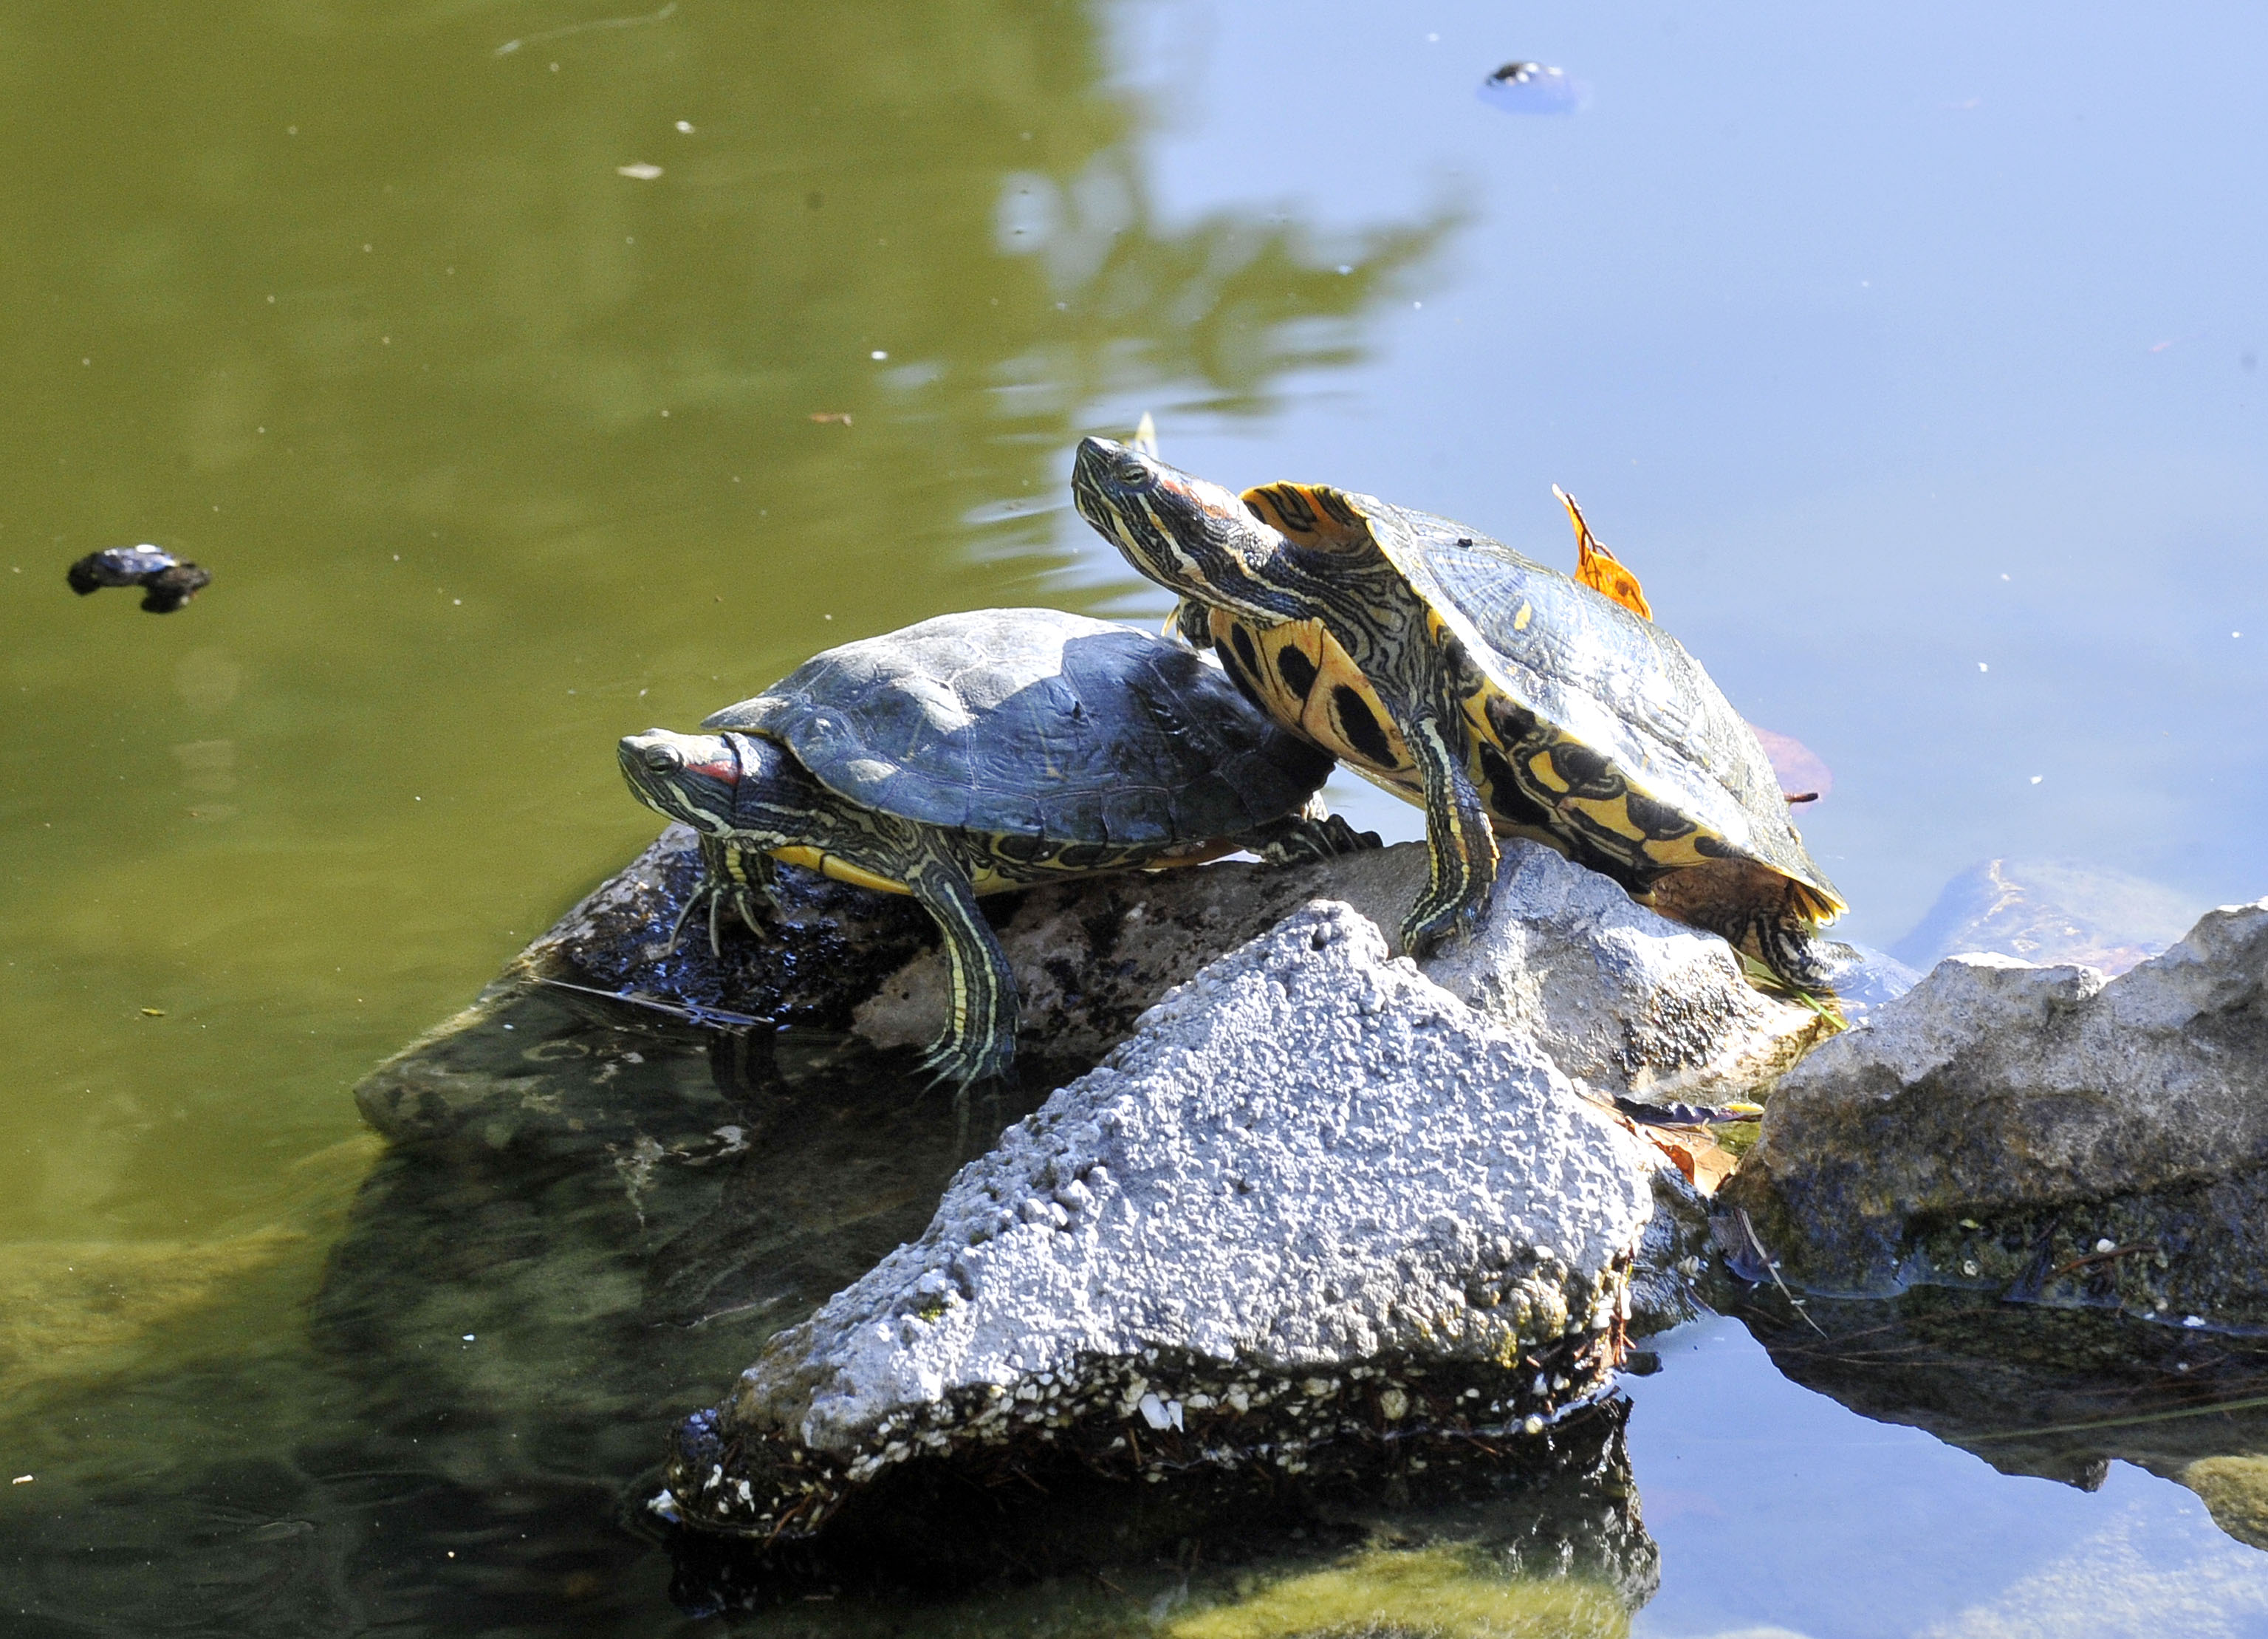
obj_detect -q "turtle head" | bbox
[1073,437,1295,623]
[620,730,742,837]
[620,729,817,847]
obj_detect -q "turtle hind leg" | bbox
[902,844,1021,1092]
[1752,911,1837,994]
[1241,803,1383,865]
[1649,862,1839,996]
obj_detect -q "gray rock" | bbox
[1421,838,1834,1103]
[660,901,1659,1538]
[1890,856,2207,976]
[1721,896,2268,1316]
[360,827,1824,1146]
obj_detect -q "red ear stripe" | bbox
[686,756,739,786]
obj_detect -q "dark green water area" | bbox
[2,2,2263,1633]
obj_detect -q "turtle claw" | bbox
[662,883,710,957]
[1399,886,1487,958]
[1249,811,1382,866]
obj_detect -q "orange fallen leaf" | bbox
[1554,485,1651,620]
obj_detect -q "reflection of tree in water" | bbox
[0,0,1451,1315]
[1,0,1448,607]
[0,6,1464,1634]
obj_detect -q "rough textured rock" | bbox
[851,839,1431,1063]
[1890,856,2207,976]
[1422,838,1834,1101]
[660,902,1659,1539]
[359,827,1829,1146]
[1722,897,2268,1313]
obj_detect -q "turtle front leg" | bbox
[1166,598,1215,649]
[902,845,1020,1090]
[673,838,780,957]
[1402,711,1499,955]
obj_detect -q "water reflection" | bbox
[0,0,1448,1503]
[1731,1287,2268,1542]
[0,0,1462,1627]
[4,979,1660,1636]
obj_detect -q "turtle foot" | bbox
[1250,812,1382,866]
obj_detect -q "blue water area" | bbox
[1626,1318,2268,1636]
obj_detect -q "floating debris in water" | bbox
[1478,61,1587,115]
[808,411,853,425]
[617,162,663,180]
[67,546,210,613]
[495,0,676,57]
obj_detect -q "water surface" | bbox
[2,0,2263,1632]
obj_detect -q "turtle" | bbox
[617,607,1371,1087]
[1069,437,1846,988]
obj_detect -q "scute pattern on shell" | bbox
[1375,503,1836,905]
[702,609,1336,846]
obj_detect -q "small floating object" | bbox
[1478,61,1587,115]
[66,546,211,614]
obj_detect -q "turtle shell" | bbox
[1241,484,1844,919]
[702,609,1335,846]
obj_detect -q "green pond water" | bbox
[3,1,2265,1633]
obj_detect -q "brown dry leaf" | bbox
[1642,1125,1738,1196]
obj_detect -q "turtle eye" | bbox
[1114,453,1152,487]
[643,744,686,774]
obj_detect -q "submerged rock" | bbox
[659,902,1659,1539]
[1721,896,2268,1317]
[1890,855,2207,976]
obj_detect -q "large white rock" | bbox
[662,900,1659,1538]
[1724,897,2268,1307]
[1421,838,1835,1103]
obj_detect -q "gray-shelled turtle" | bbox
[620,607,1369,1086]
